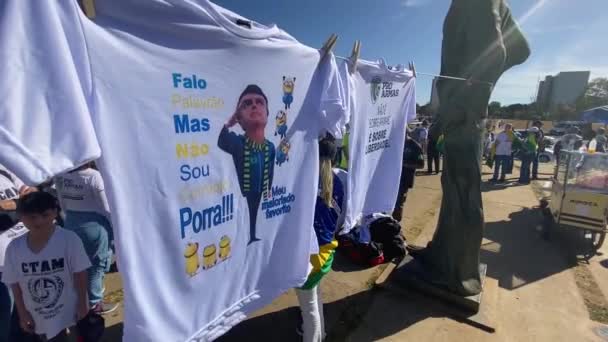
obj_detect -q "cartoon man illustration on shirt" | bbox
[218,85,276,245]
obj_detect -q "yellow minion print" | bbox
[219,235,232,261]
[184,242,199,277]
[275,110,288,139]
[203,244,217,270]
[282,76,296,110]
[276,140,290,166]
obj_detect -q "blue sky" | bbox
[215,0,607,106]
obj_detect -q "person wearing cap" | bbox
[296,136,344,342]
[218,85,275,244]
[518,127,539,184]
[531,120,545,180]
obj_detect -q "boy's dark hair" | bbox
[17,191,58,214]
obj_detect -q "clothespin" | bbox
[320,33,338,60]
[348,40,361,74]
[82,0,96,19]
[408,61,417,77]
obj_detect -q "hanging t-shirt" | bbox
[0,223,28,273]
[0,166,24,201]
[339,59,416,232]
[54,168,111,219]
[0,166,25,230]
[0,1,346,341]
[2,227,91,339]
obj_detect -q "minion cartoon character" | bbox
[202,244,217,270]
[184,242,199,277]
[276,140,291,166]
[219,235,232,261]
[274,110,288,139]
[282,76,296,110]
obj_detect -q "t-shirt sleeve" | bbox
[66,231,92,273]
[0,1,101,185]
[5,169,25,190]
[1,240,19,285]
[317,54,348,138]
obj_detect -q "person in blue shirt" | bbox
[219,85,275,245]
[296,135,344,342]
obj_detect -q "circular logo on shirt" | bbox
[28,276,64,309]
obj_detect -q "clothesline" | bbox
[415,71,494,87]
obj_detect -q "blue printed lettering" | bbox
[180,164,210,181]
[172,73,207,90]
[173,114,210,133]
[180,194,234,239]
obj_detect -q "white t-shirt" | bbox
[54,168,111,219]
[339,58,416,232]
[2,227,91,339]
[0,1,346,341]
[494,131,513,156]
[0,166,24,201]
[0,223,28,273]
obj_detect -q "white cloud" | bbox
[401,0,431,8]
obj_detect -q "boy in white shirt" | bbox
[2,192,90,341]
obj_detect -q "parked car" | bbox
[549,121,593,139]
[539,148,554,163]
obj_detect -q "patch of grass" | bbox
[573,263,608,324]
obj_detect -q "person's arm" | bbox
[0,199,17,211]
[217,126,240,155]
[74,270,89,320]
[91,171,111,220]
[11,283,35,333]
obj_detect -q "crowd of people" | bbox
[486,121,607,184]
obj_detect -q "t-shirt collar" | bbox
[198,0,280,39]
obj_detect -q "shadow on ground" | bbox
[480,179,526,192]
[480,206,590,290]
[217,287,457,342]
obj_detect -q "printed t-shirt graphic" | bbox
[338,59,416,233]
[218,85,275,245]
[0,1,346,341]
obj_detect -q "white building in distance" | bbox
[536,71,590,113]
